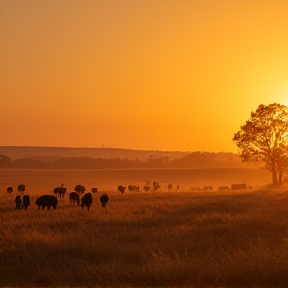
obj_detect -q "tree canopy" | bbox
[233,103,288,185]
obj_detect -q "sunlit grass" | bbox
[1,169,288,287]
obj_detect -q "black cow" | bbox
[152,181,161,191]
[81,193,92,211]
[53,186,66,198]
[75,185,86,195]
[69,192,80,205]
[36,195,58,210]
[168,184,172,191]
[218,186,230,191]
[15,195,21,210]
[143,185,151,192]
[17,184,25,192]
[7,187,13,193]
[23,195,30,210]
[231,183,247,191]
[128,185,140,192]
[118,185,126,194]
[15,195,30,210]
[91,187,98,193]
[100,194,109,208]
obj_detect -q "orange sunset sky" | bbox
[0,0,287,153]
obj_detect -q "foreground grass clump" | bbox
[2,186,288,287]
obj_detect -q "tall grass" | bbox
[1,169,288,287]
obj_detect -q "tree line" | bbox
[0,152,250,169]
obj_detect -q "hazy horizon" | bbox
[1,1,287,152]
[0,144,242,154]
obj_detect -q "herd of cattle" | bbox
[6,184,109,212]
[190,183,252,192]
[6,182,252,211]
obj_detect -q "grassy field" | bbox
[0,167,271,193]
[1,168,287,287]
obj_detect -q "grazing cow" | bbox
[118,185,126,194]
[231,183,247,191]
[69,192,80,205]
[143,185,151,192]
[7,187,13,193]
[168,184,173,191]
[36,195,58,210]
[75,185,86,195]
[91,187,98,193]
[17,184,25,192]
[241,183,247,190]
[100,194,109,208]
[218,186,230,191]
[53,186,67,198]
[128,185,140,192]
[81,193,92,211]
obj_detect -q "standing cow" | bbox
[118,185,126,194]
[7,187,13,193]
[80,193,92,211]
[91,187,98,193]
[152,181,161,191]
[100,194,109,208]
[75,185,86,195]
[69,192,80,205]
[53,184,66,198]
[17,184,25,193]
[15,195,30,210]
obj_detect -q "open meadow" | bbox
[2,168,288,287]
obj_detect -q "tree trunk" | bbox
[271,161,278,185]
[279,171,283,185]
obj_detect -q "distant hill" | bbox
[0,146,189,161]
[0,146,257,169]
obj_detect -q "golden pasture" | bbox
[1,168,287,288]
[0,167,270,195]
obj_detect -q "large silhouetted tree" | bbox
[233,103,288,186]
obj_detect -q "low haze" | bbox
[1,0,287,152]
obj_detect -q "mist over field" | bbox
[0,168,270,194]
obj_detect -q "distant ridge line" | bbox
[0,145,189,152]
[0,146,190,160]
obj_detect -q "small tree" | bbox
[233,103,288,186]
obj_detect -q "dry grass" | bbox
[1,168,287,287]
